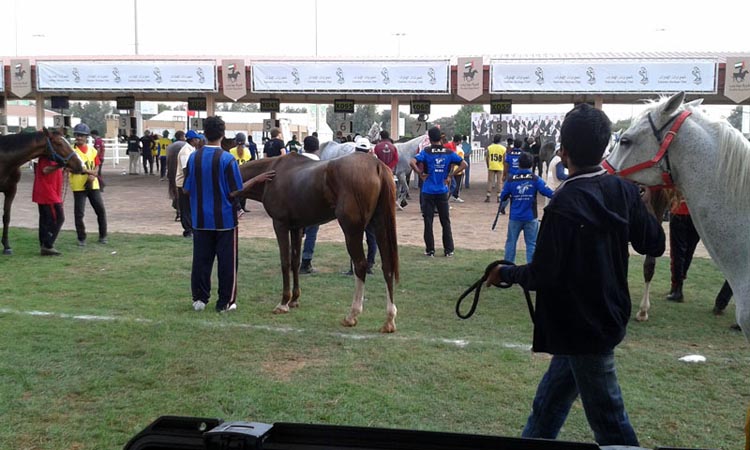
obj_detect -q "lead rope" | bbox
[455,260,535,323]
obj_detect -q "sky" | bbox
[3,0,749,121]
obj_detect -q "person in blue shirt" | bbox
[461,135,472,188]
[247,135,258,161]
[184,116,274,312]
[410,127,467,257]
[500,152,554,264]
[499,138,526,214]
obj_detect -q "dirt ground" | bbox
[7,160,707,259]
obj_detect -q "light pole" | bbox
[393,33,406,58]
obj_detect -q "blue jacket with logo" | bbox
[505,147,524,176]
[414,145,464,195]
[500,169,554,221]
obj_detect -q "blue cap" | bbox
[185,130,200,140]
[198,134,206,141]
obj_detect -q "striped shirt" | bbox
[184,146,243,230]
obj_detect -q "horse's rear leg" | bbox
[288,228,303,309]
[272,224,293,314]
[341,229,367,328]
[637,255,657,322]
[374,222,397,333]
[2,190,17,255]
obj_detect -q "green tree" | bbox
[611,118,632,133]
[454,104,484,137]
[727,106,743,130]
[69,101,113,134]
[432,116,456,138]
[352,105,379,136]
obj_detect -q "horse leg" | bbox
[288,228,303,308]
[2,188,17,255]
[272,223,293,314]
[341,227,368,328]
[636,255,656,321]
[373,221,398,334]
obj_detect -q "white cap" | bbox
[355,137,372,151]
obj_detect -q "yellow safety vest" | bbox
[70,145,99,191]
[487,144,506,171]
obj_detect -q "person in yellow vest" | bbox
[484,134,507,202]
[70,123,108,246]
[157,130,172,180]
[450,134,466,202]
[230,133,252,214]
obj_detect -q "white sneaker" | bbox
[192,300,206,311]
[219,303,237,313]
[454,197,464,203]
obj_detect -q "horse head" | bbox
[605,91,704,187]
[366,122,382,143]
[44,128,83,174]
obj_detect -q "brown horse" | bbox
[635,187,672,321]
[0,129,83,254]
[233,152,399,332]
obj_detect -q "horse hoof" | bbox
[3,248,12,255]
[341,316,358,327]
[288,300,300,309]
[273,305,290,314]
[635,311,648,322]
[380,323,396,333]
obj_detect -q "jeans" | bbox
[73,190,107,242]
[522,352,639,447]
[302,225,319,261]
[504,219,538,264]
[464,159,471,188]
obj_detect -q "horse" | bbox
[393,135,426,206]
[233,152,399,333]
[0,129,83,254]
[538,136,557,176]
[366,121,382,143]
[604,91,750,343]
[634,187,672,322]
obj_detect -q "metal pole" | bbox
[133,0,140,55]
[314,0,320,134]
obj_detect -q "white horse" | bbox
[319,122,383,161]
[393,135,427,206]
[605,91,750,342]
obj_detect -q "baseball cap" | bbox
[235,132,247,144]
[355,137,371,151]
[185,130,200,140]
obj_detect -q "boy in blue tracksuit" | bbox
[501,152,554,263]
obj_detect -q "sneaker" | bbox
[484,197,490,203]
[98,237,108,245]
[218,303,237,313]
[445,251,454,257]
[454,197,464,203]
[40,247,61,256]
[192,300,206,311]
[424,251,435,257]
[77,240,86,247]
[183,231,193,238]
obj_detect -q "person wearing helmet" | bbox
[230,133,251,214]
[70,122,108,246]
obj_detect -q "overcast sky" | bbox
[3,0,748,120]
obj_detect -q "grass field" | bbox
[0,228,746,449]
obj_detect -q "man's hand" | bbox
[231,170,276,199]
[485,264,510,288]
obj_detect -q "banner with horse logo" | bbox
[10,59,30,98]
[251,61,450,94]
[490,60,717,93]
[724,56,750,103]
[457,57,483,101]
[221,59,246,101]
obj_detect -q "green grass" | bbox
[0,228,745,449]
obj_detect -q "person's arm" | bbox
[536,177,555,198]
[629,188,666,258]
[556,162,568,181]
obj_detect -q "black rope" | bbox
[455,260,535,323]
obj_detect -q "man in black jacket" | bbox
[485,104,665,447]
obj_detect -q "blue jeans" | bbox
[302,225,319,261]
[522,352,639,447]
[464,159,471,188]
[504,219,538,264]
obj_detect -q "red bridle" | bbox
[602,110,692,189]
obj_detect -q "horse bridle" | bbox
[46,136,76,167]
[602,109,692,188]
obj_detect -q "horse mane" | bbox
[716,116,750,208]
[0,130,43,153]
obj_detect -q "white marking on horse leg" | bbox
[343,277,365,327]
[273,303,290,314]
[636,281,651,322]
[380,285,397,333]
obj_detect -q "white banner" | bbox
[252,61,450,93]
[490,60,717,93]
[36,60,217,91]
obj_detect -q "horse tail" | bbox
[375,163,399,284]
[166,148,179,201]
